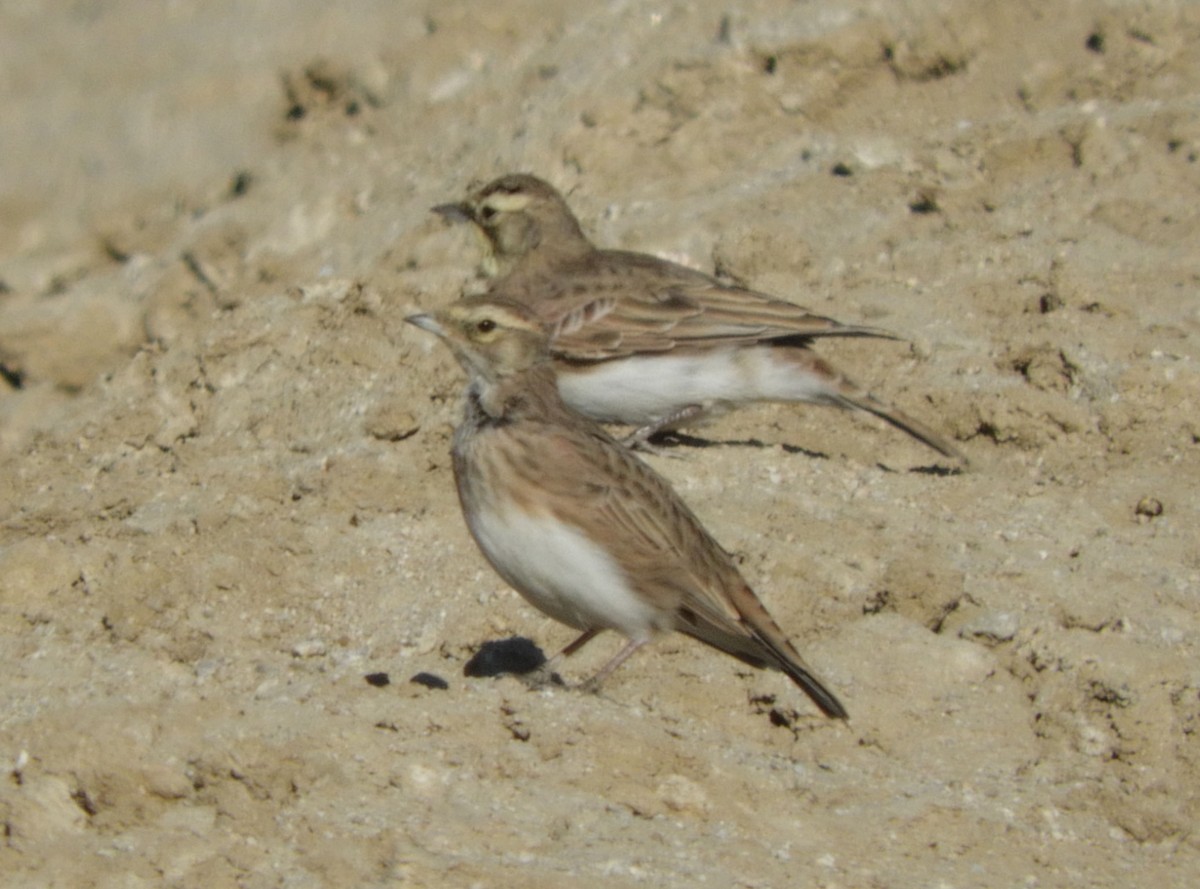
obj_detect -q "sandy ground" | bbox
[1,1,1198,886]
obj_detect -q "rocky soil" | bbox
[1,1,1197,886]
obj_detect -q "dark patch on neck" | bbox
[466,366,562,430]
[466,388,514,429]
[467,391,508,428]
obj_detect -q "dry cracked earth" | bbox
[1,1,1198,886]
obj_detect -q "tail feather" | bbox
[749,630,849,720]
[768,344,965,465]
[771,327,901,344]
[834,392,966,465]
[676,606,849,720]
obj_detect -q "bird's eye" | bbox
[479,205,498,221]
[476,318,496,334]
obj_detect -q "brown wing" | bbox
[512,414,848,717]
[500,250,894,360]
[524,421,790,661]
[525,423,742,600]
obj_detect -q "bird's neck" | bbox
[465,363,565,427]
[541,221,593,262]
[495,220,593,278]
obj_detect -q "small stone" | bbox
[960,610,1021,643]
[193,659,221,681]
[1134,497,1163,522]
[657,774,709,815]
[364,406,420,442]
[291,639,327,658]
[141,764,192,800]
[0,538,80,610]
[5,776,88,845]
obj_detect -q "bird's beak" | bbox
[405,313,444,336]
[431,202,473,224]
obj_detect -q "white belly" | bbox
[467,501,661,640]
[556,348,833,425]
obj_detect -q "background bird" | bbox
[407,295,849,719]
[434,173,964,464]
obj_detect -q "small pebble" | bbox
[961,610,1021,643]
[291,639,327,658]
[1134,497,1163,522]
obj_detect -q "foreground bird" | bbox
[434,173,963,463]
[406,295,848,719]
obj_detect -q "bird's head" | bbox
[432,174,590,273]
[406,296,551,386]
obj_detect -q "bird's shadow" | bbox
[906,463,963,477]
[462,636,550,678]
[650,431,828,460]
[651,431,963,475]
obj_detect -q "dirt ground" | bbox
[1,1,1198,886]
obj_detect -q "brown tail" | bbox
[750,630,849,720]
[835,392,966,466]
[675,595,849,719]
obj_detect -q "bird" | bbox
[433,173,964,463]
[406,294,849,719]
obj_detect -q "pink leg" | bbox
[525,629,602,688]
[559,628,601,659]
[581,638,648,692]
[622,404,706,451]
